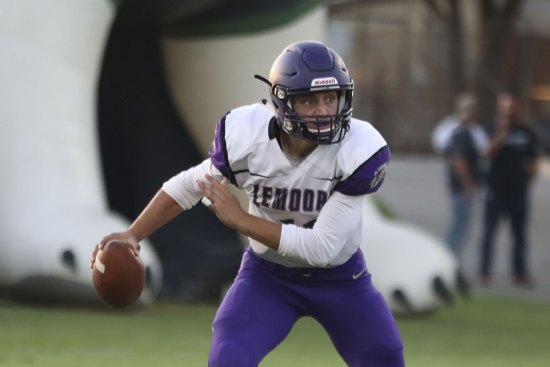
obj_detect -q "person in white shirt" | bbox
[431,93,489,156]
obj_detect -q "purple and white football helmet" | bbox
[256,41,354,144]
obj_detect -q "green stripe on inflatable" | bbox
[162,0,323,38]
[107,0,123,7]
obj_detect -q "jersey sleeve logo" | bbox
[334,145,391,196]
[370,163,388,189]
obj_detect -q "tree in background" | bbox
[425,0,526,122]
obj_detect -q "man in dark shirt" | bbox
[479,92,540,287]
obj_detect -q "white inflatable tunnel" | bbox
[0,0,162,305]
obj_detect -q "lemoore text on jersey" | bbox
[252,184,329,213]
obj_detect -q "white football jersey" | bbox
[207,103,390,267]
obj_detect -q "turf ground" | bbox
[1,296,549,367]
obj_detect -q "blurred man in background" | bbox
[479,92,541,288]
[431,93,489,156]
[443,94,487,262]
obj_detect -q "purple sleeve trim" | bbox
[208,113,237,185]
[334,145,391,196]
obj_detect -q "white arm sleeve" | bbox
[161,159,222,210]
[278,192,364,267]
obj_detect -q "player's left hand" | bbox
[197,175,247,230]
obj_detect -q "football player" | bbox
[92,41,405,366]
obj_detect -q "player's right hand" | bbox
[197,175,247,230]
[90,231,141,269]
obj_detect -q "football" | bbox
[92,240,145,308]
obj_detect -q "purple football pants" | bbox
[208,248,404,366]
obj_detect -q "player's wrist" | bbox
[126,227,143,243]
[236,213,281,251]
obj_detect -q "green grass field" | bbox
[1,296,549,367]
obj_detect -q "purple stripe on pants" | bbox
[208,248,405,367]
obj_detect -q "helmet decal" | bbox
[311,77,338,88]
